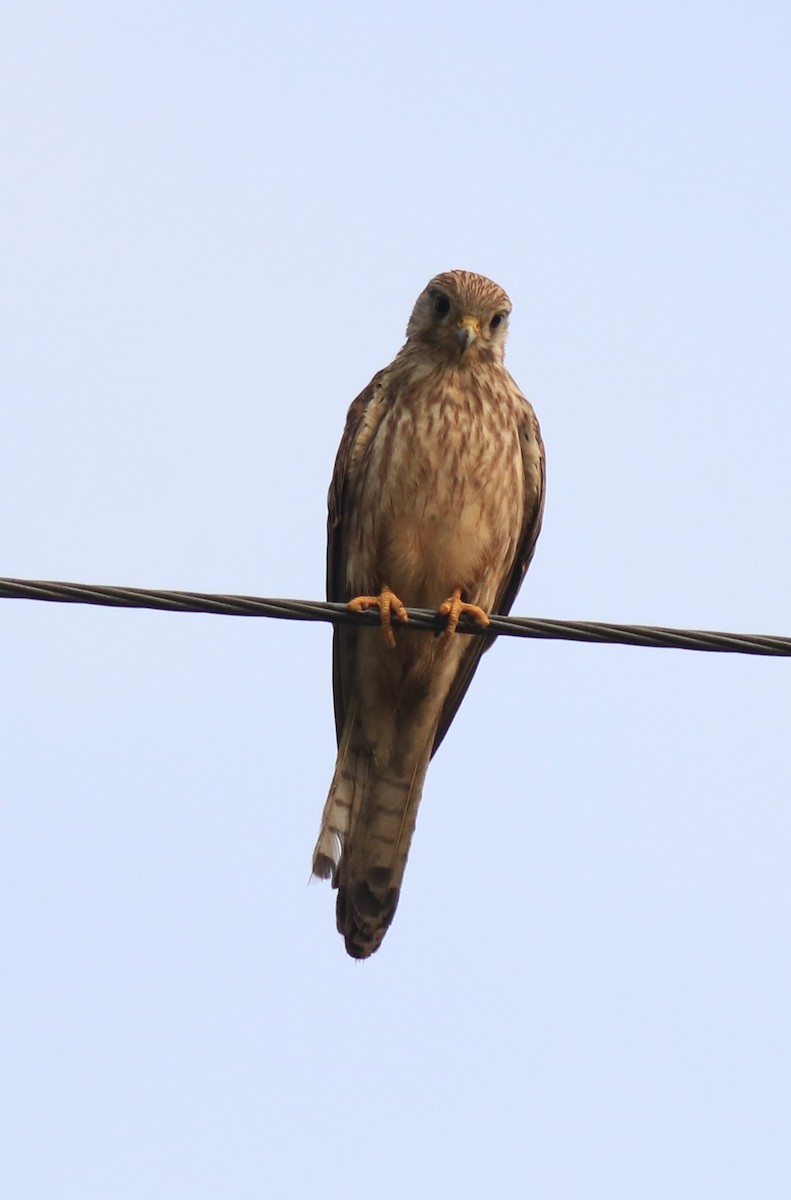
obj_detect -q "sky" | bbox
[1,2,790,1196]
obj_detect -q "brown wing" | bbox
[326,370,387,744]
[429,399,546,756]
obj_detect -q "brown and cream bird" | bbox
[312,270,545,958]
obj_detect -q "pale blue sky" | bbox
[2,3,790,1197]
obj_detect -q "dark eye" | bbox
[490,312,506,329]
[434,293,450,316]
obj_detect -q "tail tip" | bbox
[337,877,401,960]
[311,830,342,882]
[311,851,336,881]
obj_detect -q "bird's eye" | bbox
[490,312,506,329]
[434,294,450,317]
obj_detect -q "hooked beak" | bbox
[456,314,480,352]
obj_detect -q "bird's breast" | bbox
[346,369,527,609]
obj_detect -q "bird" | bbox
[311,270,545,958]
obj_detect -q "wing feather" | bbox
[326,370,388,743]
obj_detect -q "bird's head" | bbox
[405,270,513,366]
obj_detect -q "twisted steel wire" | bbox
[1,575,789,657]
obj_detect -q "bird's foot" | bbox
[347,586,408,649]
[438,588,490,640]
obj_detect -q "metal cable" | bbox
[1,575,789,657]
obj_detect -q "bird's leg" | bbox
[438,588,490,641]
[347,585,408,649]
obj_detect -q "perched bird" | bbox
[312,270,545,958]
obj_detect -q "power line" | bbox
[1,575,789,658]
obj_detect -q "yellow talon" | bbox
[348,586,408,649]
[438,588,490,640]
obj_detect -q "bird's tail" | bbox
[311,724,432,959]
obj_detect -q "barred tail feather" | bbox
[311,722,368,881]
[312,735,432,959]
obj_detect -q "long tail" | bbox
[312,728,432,959]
